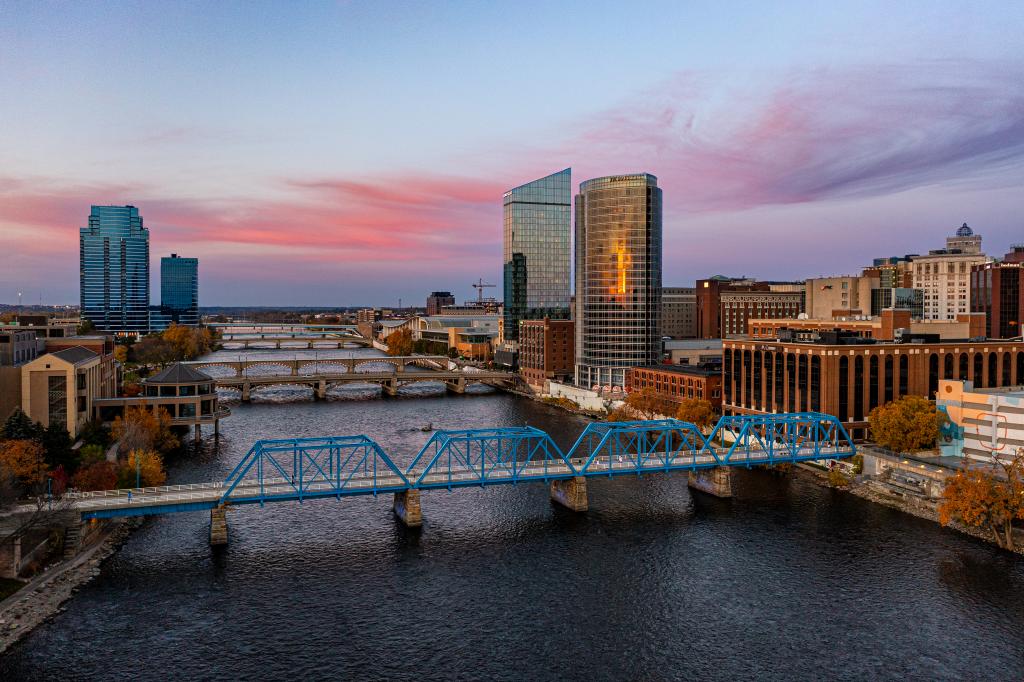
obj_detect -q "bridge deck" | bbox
[67,446,847,519]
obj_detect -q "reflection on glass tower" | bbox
[79,205,150,333]
[575,174,663,389]
[502,169,571,342]
[161,254,199,326]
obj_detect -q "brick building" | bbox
[697,277,804,338]
[518,319,573,390]
[661,287,697,338]
[627,363,722,410]
[723,334,1024,439]
[971,246,1024,339]
[747,309,986,342]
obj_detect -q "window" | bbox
[48,375,67,427]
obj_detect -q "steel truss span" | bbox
[70,413,854,520]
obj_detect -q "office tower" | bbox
[502,169,571,342]
[161,254,199,326]
[79,205,150,334]
[426,291,455,316]
[971,246,1024,339]
[912,224,987,320]
[574,173,662,389]
[661,286,697,338]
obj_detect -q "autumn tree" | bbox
[117,449,167,488]
[112,406,179,455]
[386,329,414,356]
[113,345,128,363]
[939,450,1024,551]
[0,440,47,487]
[868,395,945,453]
[71,461,118,492]
[676,398,717,432]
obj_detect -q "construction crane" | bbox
[472,278,496,304]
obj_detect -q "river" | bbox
[2,347,1023,680]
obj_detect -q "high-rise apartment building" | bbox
[661,287,697,338]
[574,174,662,389]
[161,254,199,326]
[971,246,1024,339]
[79,205,150,334]
[912,224,987,320]
[502,169,571,341]
[426,291,455,316]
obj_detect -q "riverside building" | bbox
[502,169,572,341]
[79,205,151,335]
[160,254,199,325]
[574,174,662,389]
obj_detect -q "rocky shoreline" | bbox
[794,464,1024,556]
[0,518,141,655]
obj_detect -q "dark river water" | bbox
[2,348,1024,680]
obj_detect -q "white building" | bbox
[912,224,987,321]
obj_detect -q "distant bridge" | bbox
[186,355,448,376]
[218,331,370,349]
[57,413,855,544]
[209,323,360,333]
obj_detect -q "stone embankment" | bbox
[795,465,1024,555]
[0,519,140,654]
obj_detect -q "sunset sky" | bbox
[2,1,1023,306]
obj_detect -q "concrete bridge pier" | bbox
[275,341,282,349]
[210,507,228,545]
[550,477,589,512]
[393,489,422,527]
[383,378,399,397]
[688,467,733,498]
[241,382,251,403]
[445,377,466,394]
[314,380,327,401]
[345,358,357,373]
[193,424,202,443]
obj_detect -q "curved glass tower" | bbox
[79,205,150,334]
[574,174,662,389]
[502,169,571,341]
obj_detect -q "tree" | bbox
[40,421,76,472]
[868,396,945,453]
[0,439,47,487]
[112,406,179,455]
[622,387,675,420]
[71,461,118,491]
[939,451,1024,551]
[1,409,43,441]
[113,345,128,363]
[676,398,717,431]
[117,449,167,488]
[78,419,111,448]
[77,319,95,335]
[386,329,414,356]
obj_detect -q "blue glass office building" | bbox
[79,205,150,334]
[502,168,572,341]
[161,254,199,326]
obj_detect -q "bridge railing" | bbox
[703,412,855,465]
[567,419,711,475]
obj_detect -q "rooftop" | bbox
[146,363,213,384]
[49,347,98,365]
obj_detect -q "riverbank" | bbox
[0,519,140,654]
[794,463,1024,555]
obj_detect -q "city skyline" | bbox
[2,2,1024,306]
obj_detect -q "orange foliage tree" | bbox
[868,395,945,453]
[112,406,179,454]
[0,439,47,487]
[676,399,717,432]
[117,449,167,488]
[939,450,1024,551]
[386,329,414,356]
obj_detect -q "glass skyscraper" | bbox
[79,205,150,334]
[161,254,199,326]
[503,168,571,342]
[575,174,663,389]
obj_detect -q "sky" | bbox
[1,0,1023,306]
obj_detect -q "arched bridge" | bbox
[59,413,855,543]
[186,355,447,377]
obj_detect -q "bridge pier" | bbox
[315,380,327,401]
[193,424,202,443]
[210,507,228,545]
[393,489,422,527]
[550,476,588,512]
[688,467,733,498]
[383,378,399,397]
[445,377,466,394]
[275,341,281,349]
[241,382,251,403]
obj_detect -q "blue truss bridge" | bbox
[57,412,855,542]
